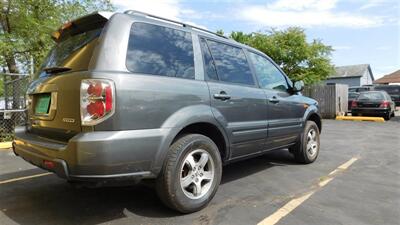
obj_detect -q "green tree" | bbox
[0,0,114,74]
[229,31,251,44]
[0,78,3,96]
[0,0,113,104]
[216,29,224,36]
[229,27,334,84]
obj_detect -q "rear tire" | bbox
[384,111,391,120]
[289,121,320,164]
[156,134,222,213]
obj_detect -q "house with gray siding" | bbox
[324,64,374,87]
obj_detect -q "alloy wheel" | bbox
[180,149,215,199]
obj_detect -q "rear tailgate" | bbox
[26,12,112,141]
[27,73,88,141]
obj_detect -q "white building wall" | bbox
[360,70,373,85]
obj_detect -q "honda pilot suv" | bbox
[13,11,322,213]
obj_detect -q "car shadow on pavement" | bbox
[391,115,400,122]
[0,168,47,181]
[221,149,296,184]
[0,149,296,224]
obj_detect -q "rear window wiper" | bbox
[43,66,71,74]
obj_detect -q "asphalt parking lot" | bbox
[1,117,399,225]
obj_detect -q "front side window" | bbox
[206,40,254,85]
[248,52,288,92]
[126,23,195,79]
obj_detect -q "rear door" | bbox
[247,51,305,150]
[26,13,110,141]
[199,38,268,158]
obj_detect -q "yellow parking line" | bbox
[336,116,384,122]
[0,142,13,150]
[257,157,359,225]
[258,192,314,225]
[0,173,52,185]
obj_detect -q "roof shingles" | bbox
[329,64,370,78]
[374,70,400,84]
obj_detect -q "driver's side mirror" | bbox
[293,80,304,92]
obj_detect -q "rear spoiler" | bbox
[52,11,114,42]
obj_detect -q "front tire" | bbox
[156,134,222,213]
[289,121,320,164]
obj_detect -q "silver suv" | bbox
[13,11,322,213]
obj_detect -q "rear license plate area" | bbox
[34,94,51,115]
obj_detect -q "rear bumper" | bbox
[351,108,389,116]
[13,127,173,182]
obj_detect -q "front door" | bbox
[247,51,305,150]
[200,38,268,158]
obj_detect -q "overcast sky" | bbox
[112,0,400,79]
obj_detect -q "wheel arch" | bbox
[151,105,230,175]
[306,112,322,133]
[173,122,229,162]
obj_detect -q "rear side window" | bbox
[248,52,288,92]
[126,23,195,79]
[206,40,254,85]
[199,38,218,81]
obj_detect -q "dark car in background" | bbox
[349,86,373,93]
[348,92,360,112]
[374,85,400,106]
[351,91,395,120]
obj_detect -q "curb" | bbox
[336,116,385,122]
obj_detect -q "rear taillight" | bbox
[351,100,358,108]
[80,79,115,126]
[379,101,390,108]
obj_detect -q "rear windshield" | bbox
[375,86,400,95]
[38,28,102,78]
[358,92,385,100]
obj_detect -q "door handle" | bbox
[268,96,280,103]
[213,91,231,100]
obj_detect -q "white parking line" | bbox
[257,157,359,225]
[0,173,52,185]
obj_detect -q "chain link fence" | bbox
[1,73,30,142]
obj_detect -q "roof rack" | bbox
[124,10,228,39]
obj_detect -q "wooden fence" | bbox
[303,84,348,119]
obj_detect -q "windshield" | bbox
[358,92,385,101]
[38,28,102,78]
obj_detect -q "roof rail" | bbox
[124,10,228,39]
